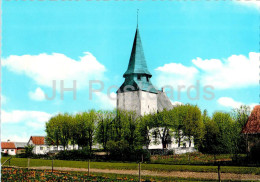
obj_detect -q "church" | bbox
[116,25,195,154]
[117,26,173,116]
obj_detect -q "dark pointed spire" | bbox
[118,15,157,94]
[123,27,152,77]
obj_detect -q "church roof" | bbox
[157,91,174,111]
[123,28,152,77]
[242,105,260,134]
[118,79,158,93]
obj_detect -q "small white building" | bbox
[28,136,79,155]
[1,141,16,155]
[148,128,196,154]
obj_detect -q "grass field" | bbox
[150,153,237,165]
[2,157,260,175]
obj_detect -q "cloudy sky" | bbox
[2,1,259,142]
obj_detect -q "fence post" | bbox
[218,164,221,182]
[138,162,141,182]
[88,160,90,176]
[27,158,30,169]
[52,159,54,173]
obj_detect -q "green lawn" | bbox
[2,157,260,175]
[150,153,237,165]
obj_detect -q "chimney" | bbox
[161,87,164,92]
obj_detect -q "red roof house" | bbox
[1,142,16,149]
[242,105,260,134]
[28,136,45,145]
[242,105,260,152]
[1,142,17,155]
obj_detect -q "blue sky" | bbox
[1,1,259,142]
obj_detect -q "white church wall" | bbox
[117,91,141,115]
[140,91,157,116]
[148,128,195,151]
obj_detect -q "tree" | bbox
[96,110,114,150]
[232,105,251,154]
[201,112,236,155]
[24,145,34,157]
[73,113,89,148]
[86,110,97,152]
[45,115,61,148]
[150,110,174,150]
[182,105,204,147]
[59,113,72,150]
[138,114,153,149]
[201,117,220,155]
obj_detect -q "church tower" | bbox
[117,26,158,116]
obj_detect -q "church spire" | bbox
[123,25,152,78]
[118,14,157,94]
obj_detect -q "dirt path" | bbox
[31,166,260,181]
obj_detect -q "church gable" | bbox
[157,91,174,112]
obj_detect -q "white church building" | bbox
[117,26,195,154]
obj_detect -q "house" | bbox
[28,136,79,155]
[242,105,260,152]
[14,142,27,155]
[1,141,16,155]
[28,136,48,154]
[148,128,195,154]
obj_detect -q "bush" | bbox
[1,153,9,157]
[250,145,260,163]
[106,140,150,162]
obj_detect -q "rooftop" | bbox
[242,105,260,134]
[123,28,152,77]
[29,136,45,145]
[1,142,16,149]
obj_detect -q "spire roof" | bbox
[123,28,152,77]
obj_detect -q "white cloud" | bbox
[2,134,30,143]
[217,97,243,108]
[235,1,260,10]
[217,97,258,110]
[171,101,183,106]
[1,110,52,142]
[155,52,258,90]
[2,110,51,126]
[94,92,116,110]
[2,52,106,89]
[29,87,46,101]
[193,52,258,89]
[155,63,199,88]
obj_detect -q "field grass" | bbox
[2,157,260,175]
[150,153,237,165]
